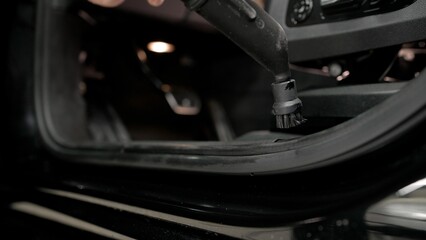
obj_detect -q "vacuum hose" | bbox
[182,0,306,128]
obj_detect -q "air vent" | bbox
[321,0,362,15]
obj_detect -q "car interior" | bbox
[3,0,426,239]
[32,0,426,173]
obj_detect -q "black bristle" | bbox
[275,110,306,129]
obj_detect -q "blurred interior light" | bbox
[137,49,148,62]
[384,76,398,82]
[342,70,350,78]
[329,62,343,77]
[336,70,350,81]
[147,0,164,7]
[161,84,172,93]
[398,48,416,62]
[321,66,329,73]
[397,178,426,196]
[88,0,125,8]
[79,51,88,64]
[147,41,175,53]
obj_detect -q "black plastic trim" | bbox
[299,82,407,118]
[268,0,426,61]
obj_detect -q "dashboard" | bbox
[286,0,416,27]
[268,0,426,61]
[115,0,426,62]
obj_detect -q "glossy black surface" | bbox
[2,166,426,239]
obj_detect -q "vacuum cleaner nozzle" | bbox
[272,79,306,128]
[182,0,306,129]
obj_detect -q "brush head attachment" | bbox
[272,79,306,129]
